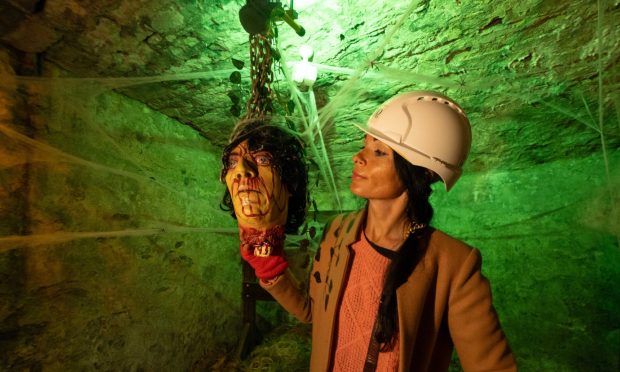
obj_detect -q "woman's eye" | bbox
[374,149,387,156]
[254,154,272,165]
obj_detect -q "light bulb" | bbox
[299,45,313,61]
[292,44,317,86]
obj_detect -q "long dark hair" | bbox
[374,151,437,351]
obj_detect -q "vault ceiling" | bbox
[1,0,619,201]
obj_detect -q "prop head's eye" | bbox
[226,156,239,170]
[254,153,272,166]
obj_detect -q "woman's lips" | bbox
[351,171,365,180]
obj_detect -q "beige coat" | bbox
[262,209,517,371]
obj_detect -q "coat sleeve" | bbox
[448,248,517,371]
[260,214,342,324]
[260,269,312,322]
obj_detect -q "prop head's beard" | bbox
[225,140,289,229]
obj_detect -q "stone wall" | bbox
[1,40,619,371]
[0,48,246,370]
[431,151,620,371]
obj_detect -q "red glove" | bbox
[239,225,288,281]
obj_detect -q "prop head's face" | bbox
[224,140,290,229]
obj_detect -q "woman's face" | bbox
[224,140,289,229]
[350,135,406,200]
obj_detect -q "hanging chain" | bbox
[245,33,275,119]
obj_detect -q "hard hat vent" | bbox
[412,94,466,117]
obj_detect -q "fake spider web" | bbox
[0,0,618,253]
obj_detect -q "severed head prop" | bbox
[220,118,307,234]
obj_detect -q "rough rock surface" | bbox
[0,0,619,371]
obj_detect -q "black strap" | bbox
[363,314,381,372]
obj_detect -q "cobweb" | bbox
[0,0,618,253]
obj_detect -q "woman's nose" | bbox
[235,158,257,179]
[352,150,365,165]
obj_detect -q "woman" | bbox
[232,91,517,371]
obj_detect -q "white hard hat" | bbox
[355,91,472,191]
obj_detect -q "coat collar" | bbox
[340,206,367,248]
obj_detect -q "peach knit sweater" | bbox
[332,233,399,371]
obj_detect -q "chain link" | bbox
[245,33,275,118]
